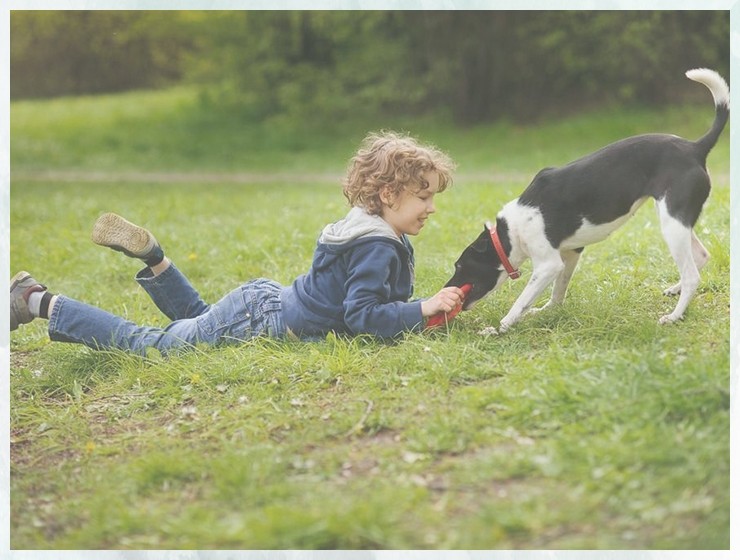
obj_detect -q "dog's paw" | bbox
[663,283,681,296]
[477,326,499,336]
[658,313,683,325]
[498,318,518,333]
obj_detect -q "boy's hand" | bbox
[423,284,472,329]
[422,286,467,317]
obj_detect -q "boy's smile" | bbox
[380,171,441,237]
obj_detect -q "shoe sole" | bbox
[91,213,155,258]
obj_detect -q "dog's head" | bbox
[443,219,513,310]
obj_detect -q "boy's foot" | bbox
[10,271,46,331]
[91,212,164,265]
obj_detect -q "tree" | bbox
[11,11,730,123]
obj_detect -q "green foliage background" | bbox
[11,11,730,123]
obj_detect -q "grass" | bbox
[11,85,730,175]
[9,87,730,549]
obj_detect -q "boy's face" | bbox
[380,171,440,237]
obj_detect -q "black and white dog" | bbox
[445,68,729,333]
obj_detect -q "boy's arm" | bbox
[342,242,424,338]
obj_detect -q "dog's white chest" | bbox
[560,197,648,249]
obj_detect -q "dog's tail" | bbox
[686,68,730,156]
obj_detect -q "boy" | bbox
[10,131,466,355]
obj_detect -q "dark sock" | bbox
[39,291,55,319]
[144,245,165,268]
[26,288,52,318]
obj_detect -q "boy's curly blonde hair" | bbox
[342,131,456,215]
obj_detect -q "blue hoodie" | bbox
[280,207,424,339]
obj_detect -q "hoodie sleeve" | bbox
[342,241,424,338]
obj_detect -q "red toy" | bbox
[425,283,473,328]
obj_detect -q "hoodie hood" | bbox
[319,206,400,245]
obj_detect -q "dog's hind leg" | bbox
[663,231,710,295]
[656,199,702,323]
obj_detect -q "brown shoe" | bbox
[10,271,46,331]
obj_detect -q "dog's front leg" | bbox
[499,257,564,332]
[530,248,583,313]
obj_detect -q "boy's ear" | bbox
[379,185,394,206]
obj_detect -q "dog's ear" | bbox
[470,225,491,254]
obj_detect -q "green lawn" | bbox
[9,88,730,549]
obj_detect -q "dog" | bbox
[444,68,729,334]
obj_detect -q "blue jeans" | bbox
[48,263,287,355]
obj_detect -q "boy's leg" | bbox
[135,262,209,321]
[50,281,287,354]
[92,212,208,320]
[11,271,200,354]
[12,273,287,355]
[48,295,202,355]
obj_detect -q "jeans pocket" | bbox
[193,281,285,344]
[259,299,281,314]
[195,287,254,343]
[253,281,287,338]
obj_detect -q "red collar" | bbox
[486,221,521,280]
